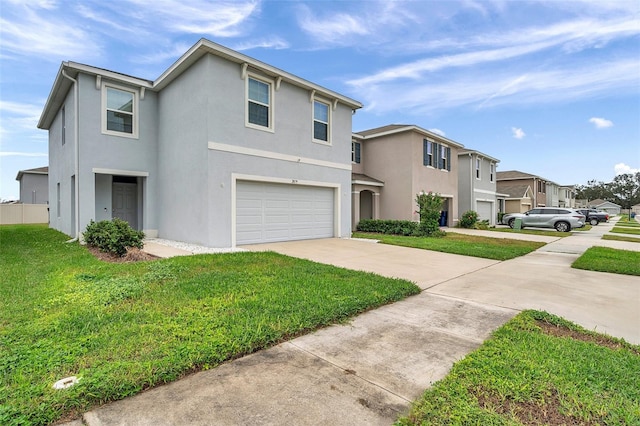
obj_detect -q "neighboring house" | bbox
[38,39,362,247]
[496,182,534,213]
[351,124,463,228]
[457,149,503,225]
[545,180,560,208]
[632,204,640,215]
[587,199,622,215]
[558,185,576,208]
[497,170,551,207]
[16,166,48,204]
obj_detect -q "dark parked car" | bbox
[576,209,609,226]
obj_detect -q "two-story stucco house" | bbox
[351,125,463,228]
[38,39,362,247]
[497,170,551,208]
[457,150,504,225]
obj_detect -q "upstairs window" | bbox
[423,139,433,167]
[352,141,361,163]
[475,158,481,179]
[440,144,451,171]
[102,83,138,138]
[247,76,272,130]
[313,100,330,143]
[490,163,495,182]
[61,106,66,145]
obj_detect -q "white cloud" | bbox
[0,151,47,157]
[614,163,640,175]
[428,128,446,137]
[589,117,613,129]
[233,37,290,51]
[511,127,526,139]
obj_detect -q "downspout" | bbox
[61,68,80,242]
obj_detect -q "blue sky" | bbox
[1,0,639,201]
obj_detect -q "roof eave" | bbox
[360,124,465,148]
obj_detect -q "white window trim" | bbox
[425,139,434,168]
[312,97,331,145]
[476,157,481,180]
[490,163,495,183]
[351,141,361,163]
[101,82,139,139]
[246,73,275,133]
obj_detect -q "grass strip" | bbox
[572,246,640,276]
[396,310,640,426]
[610,227,640,235]
[352,232,545,260]
[488,227,571,237]
[0,225,419,425]
[602,234,640,243]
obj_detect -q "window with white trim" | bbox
[490,163,495,182]
[102,83,138,138]
[440,144,450,171]
[246,75,273,130]
[352,141,361,163]
[423,139,433,167]
[313,99,330,143]
[475,158,481,179]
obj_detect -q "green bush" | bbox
[415,191,445,236]
[459,210,479,228]
[83,218,144,256]
[356,219,419,236]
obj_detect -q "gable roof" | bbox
[496,182,532,199]
[16,166,48,181]
[353,124,464,148]
[458,148,500,163]
[588,199,621,208]
[497,170,544,180]
[39,38,362,130]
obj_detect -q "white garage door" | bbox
[236,181,335,245]
[477,201,493,224]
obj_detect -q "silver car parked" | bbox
[501,207,586,232]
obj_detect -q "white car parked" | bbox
[501,207,586,232]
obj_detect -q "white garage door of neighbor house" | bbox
[477,201,493,223]
[236,181,335,245]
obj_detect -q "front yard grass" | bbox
[611,226,640,235]
[488,227,572,237]
[352,232,545,261]
[602,234,640,243]
[0,225,419,425]
[572,246,640,276]
[397,310,640,426]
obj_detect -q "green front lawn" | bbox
[0,225,419,425]
[602,234,640,243]
[397,310,640,425]
[353,232,545,261]
[611,226,640,235]
[572,246,640,276]
[489,227,572,237]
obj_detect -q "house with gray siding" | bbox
[351,125,463,228]
[16,166,49,204]
[457,150,503,225]
[38,39,361,247]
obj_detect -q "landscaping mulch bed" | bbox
[86,245,159,263]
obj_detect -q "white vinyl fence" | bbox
[0,204,49,225]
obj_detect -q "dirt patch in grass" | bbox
[87,245,159,263]
[475,387,597,426]
[536,320,639,355]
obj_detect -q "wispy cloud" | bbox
[429,128,446,137]
[614,163,639,175]
[511,127,526,139]
[0,151,47,157]
[233,37,290,51]
[589,117,613,129]
[0,101,44,131]
[0,3,101,61]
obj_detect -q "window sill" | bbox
[245,123,275,133]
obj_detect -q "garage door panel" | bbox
[477,201,493,223]
[236,181,335,245]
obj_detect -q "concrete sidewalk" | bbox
[67,227,639,425]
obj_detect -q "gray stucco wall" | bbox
[48,88,76,236]
[19,174,48,204]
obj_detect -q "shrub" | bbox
[356,219,419,236]
[460,210,479,228]
[83,218,145,256]
[415,191,445,236]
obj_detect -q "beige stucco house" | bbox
[496,182,534,213]
[497,170,551,207]
[351,125,463,228]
